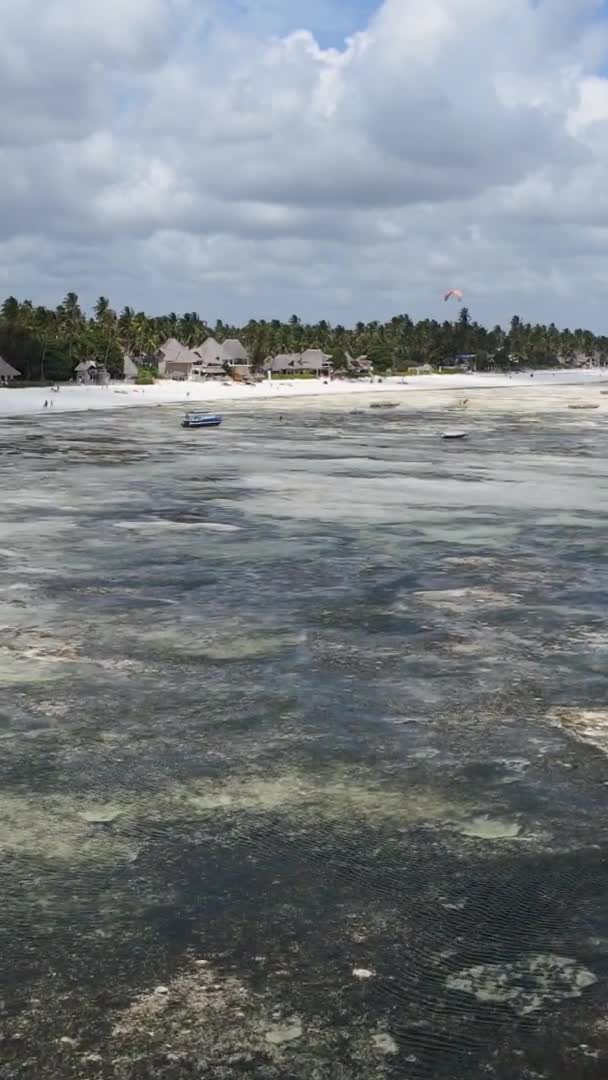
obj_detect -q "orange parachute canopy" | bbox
[443,288,464,302]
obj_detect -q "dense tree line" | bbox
[0,294,606,382]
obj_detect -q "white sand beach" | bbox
[1,368,607,417]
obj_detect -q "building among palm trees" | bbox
[155,336,251,380]
[123,353,141,381]
[0,356,20,384]
[155,338,195,379]
[74,360,109,384]
[190,337,224,379]
[560,351,602,368]
[448,354,477,371]
[344,351,373,375]
[264,348,333,377]
[218,339,251,379]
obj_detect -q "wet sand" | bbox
[1,401,608,1078]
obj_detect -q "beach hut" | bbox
[123,352,141,382]
[75,360,99,384]
[344,351,373,375]
[220,339,250,365]
[298,348,333,375]
[190,337,225,379]
[442,354,477,372]
[74,360,110,385]
[264,349,333,377]
[220,339,251,379]
[264,353,300,376]
[156,338,197,380]
[0,356,20,384]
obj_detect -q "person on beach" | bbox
[43,400,48,408]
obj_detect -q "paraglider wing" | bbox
[444,288,464,303]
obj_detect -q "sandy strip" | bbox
[1,369,607,417]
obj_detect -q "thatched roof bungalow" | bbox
[191,337,224,378]
[190,337,251,378]
[75,360,110,384]
[264,349,332,376]
[123,353,141,381]
[344,351,373,374]
[155,336,252,380]
[156,338,197,379]
[0,356,20,383]
[75,360,98,384]
[221,339,250,364]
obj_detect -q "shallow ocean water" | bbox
[1,401,608,1078]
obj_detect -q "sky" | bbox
[2,0,608,329]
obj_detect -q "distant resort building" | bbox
[122,353,142,382]
[264,348,333,377]
[113,338,370,385]
[447,354,477,371]
[190,338,225,379]
[217,338,251,380]
[155,338,195,380]
[153,337,252,380]
[74,360,109,385]
[558,351,603,368]
[344,351,373,375]
[0,356,20,384]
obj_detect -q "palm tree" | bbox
[117,307,135,355]
[2,296,20,322]
[63,292,81,320]
[132,313,150,358]
[3,287,608,382]
[95,296,110,322]
[56,293,83,371]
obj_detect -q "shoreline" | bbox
[1,369,608,418]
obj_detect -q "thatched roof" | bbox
[264,349,333,373]
[264,353,300,372]
[300,352,332,373]
[75,360,97,372]
[123,354,140,377]
[157,338,192,364]
[192,337,222,364]
[221,338,249,363]
[344,351,371,369]
[0,356,20,378]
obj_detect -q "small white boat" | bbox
[442,430,467,440]
[181,412,223,428]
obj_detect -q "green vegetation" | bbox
[0,296,605,382]
[135,368,155,385]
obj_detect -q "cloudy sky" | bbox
[2,0,608,328]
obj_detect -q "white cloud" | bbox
[0,0,608,326]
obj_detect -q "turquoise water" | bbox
[1,404,608,1077]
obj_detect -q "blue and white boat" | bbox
[181,412,223,429]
